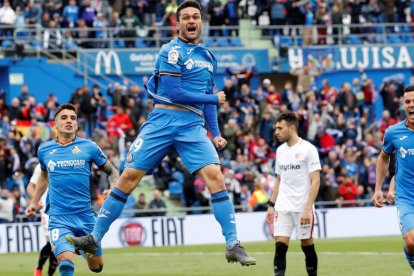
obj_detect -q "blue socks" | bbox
[92,187,129,243]
[211,190,238,250]
[404,246,414,270]
[59,260,74,276]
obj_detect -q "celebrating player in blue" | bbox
[26,103,120,276]
[372,85,414,273]
[67,0,256,266]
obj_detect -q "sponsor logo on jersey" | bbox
[280,163,301,171]
[399,147,414,158]
[55,159,86,168]
[184,58,194,69]
[399,135,408,141]
[168,49,179,64]
[49,149,57,155]
[72,146,81,154]
[193,60,213,72]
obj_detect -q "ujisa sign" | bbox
[288,46,414,71]
[95,50,122,75]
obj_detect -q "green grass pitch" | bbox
[0,236,410,275]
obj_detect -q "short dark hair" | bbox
[54,103,77,120]
[276,111,299,130]
[176,0,202,21]
[404,85,414,93]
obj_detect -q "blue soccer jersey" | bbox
[37,137,107,215]
[146,36,218,115]
[382,121,414,206]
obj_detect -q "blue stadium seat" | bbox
[280,36,293,47]
[204,37,217,47]
[168,171,184,198]
[1,40,14,49]
[374,35,385,43]
[110,40,125,48]
[229,37,243,47]
[387,35,402,44]
[402,35,414,43]
[345,35,362,45]
[296,36,303,46]
[135,39,146,48]
[217,37,230,47]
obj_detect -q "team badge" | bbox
[126,153,134,163]
[184,59,194,69]
[72,146,81,154]
[168,49,179,64]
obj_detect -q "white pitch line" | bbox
[105,251,402,257]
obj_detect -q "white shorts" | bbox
[41,213,49,238]
[273,210,314,240]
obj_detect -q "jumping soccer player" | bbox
[26,103,119,276]
[372,85,414,273]
[266,111,321,276]
[67,0,255,266]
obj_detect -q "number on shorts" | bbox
[50,229,59,242]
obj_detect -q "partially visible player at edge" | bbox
[67,0,255,266]
[26,103,120,276]
[372,85,414,273]
[266,111,321,276]
[27,162,58,276]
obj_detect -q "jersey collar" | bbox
[405,119,414,131]
[56,136,76,146]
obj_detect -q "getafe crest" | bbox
[72,146,81,154]
[126,153,134,163]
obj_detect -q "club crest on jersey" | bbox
[48,160,57,172]
[126,153,134,163]
[72,146,81,154]
[168,49,179,64]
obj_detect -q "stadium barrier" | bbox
[0,206,399,254]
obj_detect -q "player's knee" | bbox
[405,236,414,253]
[89,265,103,273]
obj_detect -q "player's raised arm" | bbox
[372,150,391,207]
[26,169,48,218]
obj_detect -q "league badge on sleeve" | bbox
[72,146,81,154]
[168,49,179,64]
[126,153,134,163]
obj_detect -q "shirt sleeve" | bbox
[29,164,42,186]
[307,144,322,173]
[38,147,46,171]
[382,128,394,155]
[158,45,182,76]
[275,149,281,175]
[91,142,108,167]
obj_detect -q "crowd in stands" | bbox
[0,0,411,223]
[0,61,407,222]
[1,0,414,50]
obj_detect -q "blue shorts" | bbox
[397,204,414,235]
[48,211,103,257]
[125,108,220,174]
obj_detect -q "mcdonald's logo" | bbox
[95,50,122,75]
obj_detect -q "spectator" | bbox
[148,189,167,216]
[135,193,149,217]
[62,0,79,28]
[121,7,142,48]
[338,175,361,207]
[223,0,239,36]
